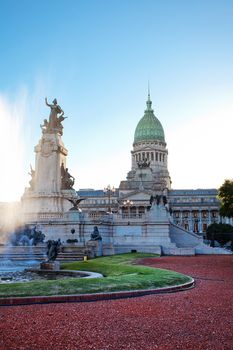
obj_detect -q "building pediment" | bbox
[119,190,151,201]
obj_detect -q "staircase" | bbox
[0,245,91,262]
[169,223,232,255]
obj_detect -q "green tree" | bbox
[218,179,233,218]
[206,223,233,247]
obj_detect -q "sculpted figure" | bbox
[149,195,154,205]
[155,195,161,205]
[31,226,45,246]
[90,226,102,241]
[28,164,35,190]
[162,195,167,205]
[46,239,61,262]
[66,197,85,210]
[61,163,75,189]
[137,158,151,169]
[40,119,49,131]
[45,98,63,126]
[43,98,66,134]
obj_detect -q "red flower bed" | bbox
[0,255,232,350]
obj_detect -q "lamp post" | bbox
[123,200,134,218]
[103,185,115,213]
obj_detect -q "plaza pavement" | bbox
[0,255,232,350]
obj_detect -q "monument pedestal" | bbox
[40,261,60,270]
[21,98,77,223]
[145,203,176,248]
[86,240,103,257]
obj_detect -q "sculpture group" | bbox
[40,98,67,135]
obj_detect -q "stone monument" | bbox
[21,98,77,222]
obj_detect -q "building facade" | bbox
[78,94,225,235]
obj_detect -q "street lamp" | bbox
[103,185,115,212]
[123,200,134,218]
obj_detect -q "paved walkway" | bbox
[0,255,232,350]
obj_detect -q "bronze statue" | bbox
[46,239,61,262]
[66,197,85,210]
[90,226,102,241]
[61,163,75,189]
[149,194,162,205]
[137,158,151,169]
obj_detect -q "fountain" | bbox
[0,234,102,284]
[0,225,46,280]
[0,98,100,284]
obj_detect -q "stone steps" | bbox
[0,245,88,262]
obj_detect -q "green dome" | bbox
[134,95,165,143]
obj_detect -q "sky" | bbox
[0,0,232,201]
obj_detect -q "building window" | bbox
[184,223,189,231]
[163,154,165,162]
[203,223,207,232]
[151,152,154,161]
[139,153,141,161]
[159,153,162,162]
[156,152,158,161]
[138,206,145,216]
[142,152,145,160]
[130,206,136,217]
[146,152,150,160]
[202,211,207,218]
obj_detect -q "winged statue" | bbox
[65,197,85,210]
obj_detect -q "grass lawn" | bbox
[0,253,192,298]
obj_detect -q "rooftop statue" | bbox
[40,98,67,135]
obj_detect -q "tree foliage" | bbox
[218,179,233,218]
[206,223,233,247]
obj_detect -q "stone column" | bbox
[190,211,194,232]
[199,210,202,233]
[208,210,211,225]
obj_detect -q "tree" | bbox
[206,223,233,247]
[218,179,233,218]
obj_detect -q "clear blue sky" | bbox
[0,0,232,201]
